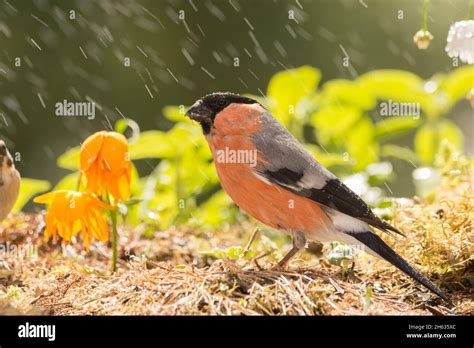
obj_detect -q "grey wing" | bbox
[251,110,404,237]
[251,110,336,188]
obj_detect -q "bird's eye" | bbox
[217,99,227,107]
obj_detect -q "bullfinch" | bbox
[185,92,449,302]
[0,140,20,220]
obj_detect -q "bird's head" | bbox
[0,140,14,170]
[185,92,258,134]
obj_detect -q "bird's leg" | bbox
[275,231,306,270]
[275,246,299,269]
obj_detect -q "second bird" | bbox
[0,140,20,221]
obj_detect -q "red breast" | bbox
[206,103,333,238]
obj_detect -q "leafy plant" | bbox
[13,178,50,213]
[14,65,473,230]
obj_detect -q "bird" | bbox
[185,92,450,303]
[0,140,20,220]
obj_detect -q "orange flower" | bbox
[80,131,131,201]
[34,190,113,250]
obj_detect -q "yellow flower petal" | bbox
[35,190,111,250]
[80,131,106,172]
[34,191,57,204]
[80,131,132,201]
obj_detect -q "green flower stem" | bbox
[111,208,118,272]
[76,172,82,191]
[175,152,184,222]
[106,192,119,272]
[421,0,430,31]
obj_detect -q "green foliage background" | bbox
[17,65,474,229]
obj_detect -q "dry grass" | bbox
[0,151,472,315]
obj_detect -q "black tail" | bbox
[346,231,451,303]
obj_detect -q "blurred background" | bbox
[0,0,472,219]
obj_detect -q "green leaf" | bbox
[375,117,422,140]
[415,125,436,166]
[53,172,80,191]
[346,115,379,171]
[414,120,463,165]
[13,178,51,212]
[304,144,353,168]
[381,144,419,164]
[311,105,363,146]
[363,285,373,314]
[200,248,226,259]
[122,197,142,206]
[191,190,237,227]
[438,65,474,109]
[358,70,439,118]
[267,65,321,124]
[358,70,422,98]
[129,130,176,159]
[226,246,244,260]
[57,146,80,170]
[438,121,464,151]
[163,105,189,123]
[316,79,376,110]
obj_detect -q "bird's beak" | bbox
[185,101,212,123]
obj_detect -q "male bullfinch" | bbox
[185,92,449,302]
[0,140,20,220]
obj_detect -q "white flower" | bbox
[413,30,434,50]
[445,20,474,64]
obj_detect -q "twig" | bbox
[253,250,272,270]
[241,228,259,258]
